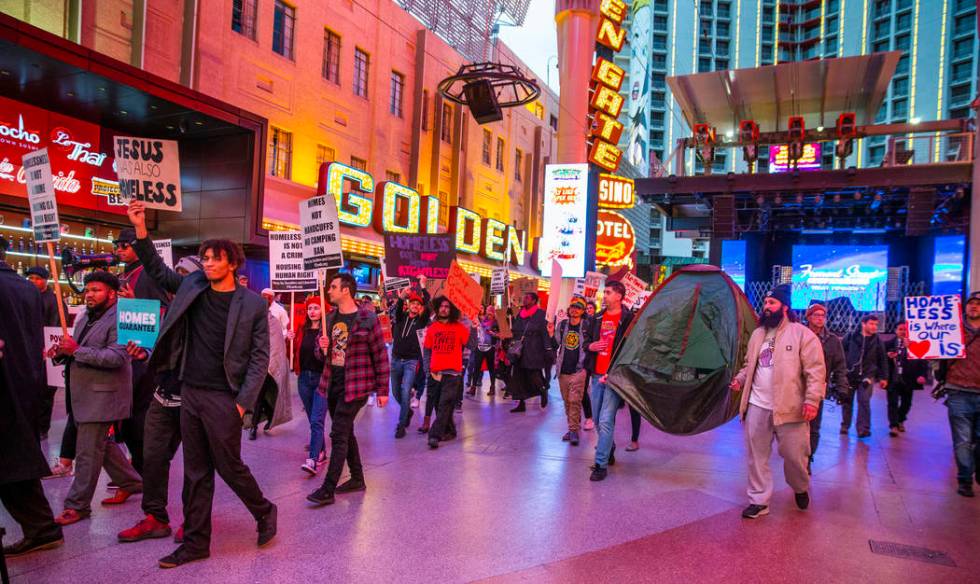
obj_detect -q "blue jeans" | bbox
[946,390,980,486]
[297,370,320,419]
[592,376,622,468]
[309,390,329,461]
[390,357,419,428]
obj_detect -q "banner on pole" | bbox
[269,231,318,291]
[22,148,61,243]
[383,233,455,279]
[300,195,344,271]
[903,295,967,359]
[113,137,182,211]
[116,298,162,348]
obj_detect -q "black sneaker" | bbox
[957,484,975,498]
[589,465,608,482]
[306,486,335,506]
[428,437,439,449]
[395,426,406,439]
[741,504,769,519]
[839,427,848,435]
[2,533,64,558]
[336,478,366,494]
[562,432,571,442]
[569,431,579,446]
[158,546,210,569]
[256,503,277,546]
[795,491,810,510]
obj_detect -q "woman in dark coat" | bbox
[508,292,549,412]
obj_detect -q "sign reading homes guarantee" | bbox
[269,231,318,292]
[383,233,455,279]
[116,298,162,348]
[114,136,182,212]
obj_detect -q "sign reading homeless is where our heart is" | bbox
[903,295,967,359]
[113,137,182,212]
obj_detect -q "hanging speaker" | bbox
[463,79,503,124]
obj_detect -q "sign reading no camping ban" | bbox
[300,195,344,271]
[22,148,60,243]
[113,137,182,212]
[269,231,318,292]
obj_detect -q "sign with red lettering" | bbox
[0,95,125,214]
[383,233,456,279]
[114,136,182,211]
[596,210,635,268]
[444,260,484,321]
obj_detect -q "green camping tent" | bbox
[607,265,756,435]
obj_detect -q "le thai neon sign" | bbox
[317,162,527,266]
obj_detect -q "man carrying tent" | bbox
[730,285,825,519]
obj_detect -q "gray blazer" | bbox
[61,305,132,424]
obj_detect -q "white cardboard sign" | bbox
[299,195,344,271]
[113,137,182,212]
[22,148,60,243]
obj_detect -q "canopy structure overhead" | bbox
[667,52,901,137]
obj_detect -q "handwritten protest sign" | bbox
[23,148,61,242]
[619,272,649,310]
[114,137,182,211]
[495,308,513,339]
[43,326,65,388]
[116,298,162,348]
[582,271,606,302]
[378,312,394,344]
[153,239,174,269]
[904,295,966,359]
[383,233,455,279]
[546,260,562,322]
[300,195,344,271]
[491,267,509,295]
[270,231,318,291]
[509,277,538,306]
[444,260,484,320]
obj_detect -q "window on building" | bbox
[761,45,773,61]
[549,114,558,131]
[895,12,911,31]
[421,90,430,131]
[438,191,450,226]
[873,20,890,40]
[891,98,908,119]
[699,39,712,53]
[872,39,889,53]
[514,149,523,181]
[441,103,453,143]
[389,71,405,117]
[949,106,970,119]
[718,2,732,19]
[895,0,912,9]
[353,48,370,98]
[894,33,911,52]
[952,61,972,82]
[715,58,729,69]
[350,156,367,171]
[272,1,295,59]
[950,82,972,104]
[654,15,668,31]
[231,0,257,40]
[322,29,341,83]
[653,34,667,51]
[385,170,401,183]
[896,55,910,75]
[716,21,730,37]
[268,127,292,179]
[716,40,729,54]
[652,54,667,69]
[892,77,909,97]
[652,72,666,85]
[316,144,335,170]
[651,111,665,125]
[698,57,712,72]
[699,0,712,15]
[481,130,492,165]
[953,38,974,59]
[954,14,973,36]
[495,137,505,172]
[824,36,838,55]
[868,144,885,165]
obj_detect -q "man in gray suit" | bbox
[49,271,142,526]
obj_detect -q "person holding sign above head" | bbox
[49,271,143,526]
[125,200,277,569]
[390,285,431,439]
[306,273,390,507]
[423,297,471,449]
[935,292,980,498]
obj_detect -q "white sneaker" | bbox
[583,419,595,431]
[367,394,376,406]
[411,397,420,409]
[44,461,73,479]
[301,458,317,476]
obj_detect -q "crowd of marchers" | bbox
[2,201,979,567]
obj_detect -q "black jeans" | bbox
[118,406,147,475]
[321,384,367,492]
[469,349,496,389]
[810,400,824,459]
[0,479,62,541]
[629,406,641,442]
[582,373,593,420]
[142,399,183,524]
[424,374,440,418]
[38,386,57,436]
[429,374,462,441]
[887,381,914,428]
[180,385,272,554]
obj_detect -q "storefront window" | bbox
[354,48,370,98]
[271,1,295,59]
[232,0,258,40]
[269,127,292,179]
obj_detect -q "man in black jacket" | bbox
[0,236,64,558]
[25,265,66,439]
[585,280,635,482]
[804,304,849,472]
[885,320,929,437]
[841,314,889,438]
[126,201,276,569]
[390,286,430,438]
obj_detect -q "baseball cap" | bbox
[113,228,137,245]
[967,291,980,305]
[26,266,50,279]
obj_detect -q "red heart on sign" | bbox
[908,340,931,359]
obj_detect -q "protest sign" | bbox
[153,239,174,269]
[383,233,455,279]
[510,277,538,305]
[43,326,66,388]
[470,272,481,285]
[378,312,394,344]
[583,271,606,303]
[23,148,60,242]
[903,295,967,359]
[444,260,484,320]
[383,277,412,293]
[300,195,344,271]
[491,267,509,295]
[269,231,318,291]
[113,137,182,211]
[424,277,445,299]
[546,260,562,322]
[495,308,513,339]
[116,298,162,348]
[619,272,649,310]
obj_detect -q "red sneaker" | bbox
[118,515,172,542]
[101,489,136,506]
[54,508,90,526]
[173,525,184,543]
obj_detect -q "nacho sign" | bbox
[903,295,967,359]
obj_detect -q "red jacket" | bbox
[316,306,390,402]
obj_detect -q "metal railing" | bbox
[884,132,974,166]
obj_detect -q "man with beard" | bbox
[423,297,470,449]
[730,285,825,519]
[803,304,849,473]
[508,292,549,412]
[841,315,889,438]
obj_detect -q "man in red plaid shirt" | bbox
[307,273,390,507]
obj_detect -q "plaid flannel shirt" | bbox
[317,306,391,402]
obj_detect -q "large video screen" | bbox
[791,245,889,311]
[933,235,965,297]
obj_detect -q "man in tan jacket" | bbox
[730,285,826,519]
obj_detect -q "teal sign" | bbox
[116,298,162,348]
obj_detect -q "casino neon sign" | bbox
[588,0,628,172]
[318,162,527,266]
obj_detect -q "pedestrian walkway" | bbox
[3,386,977,583]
